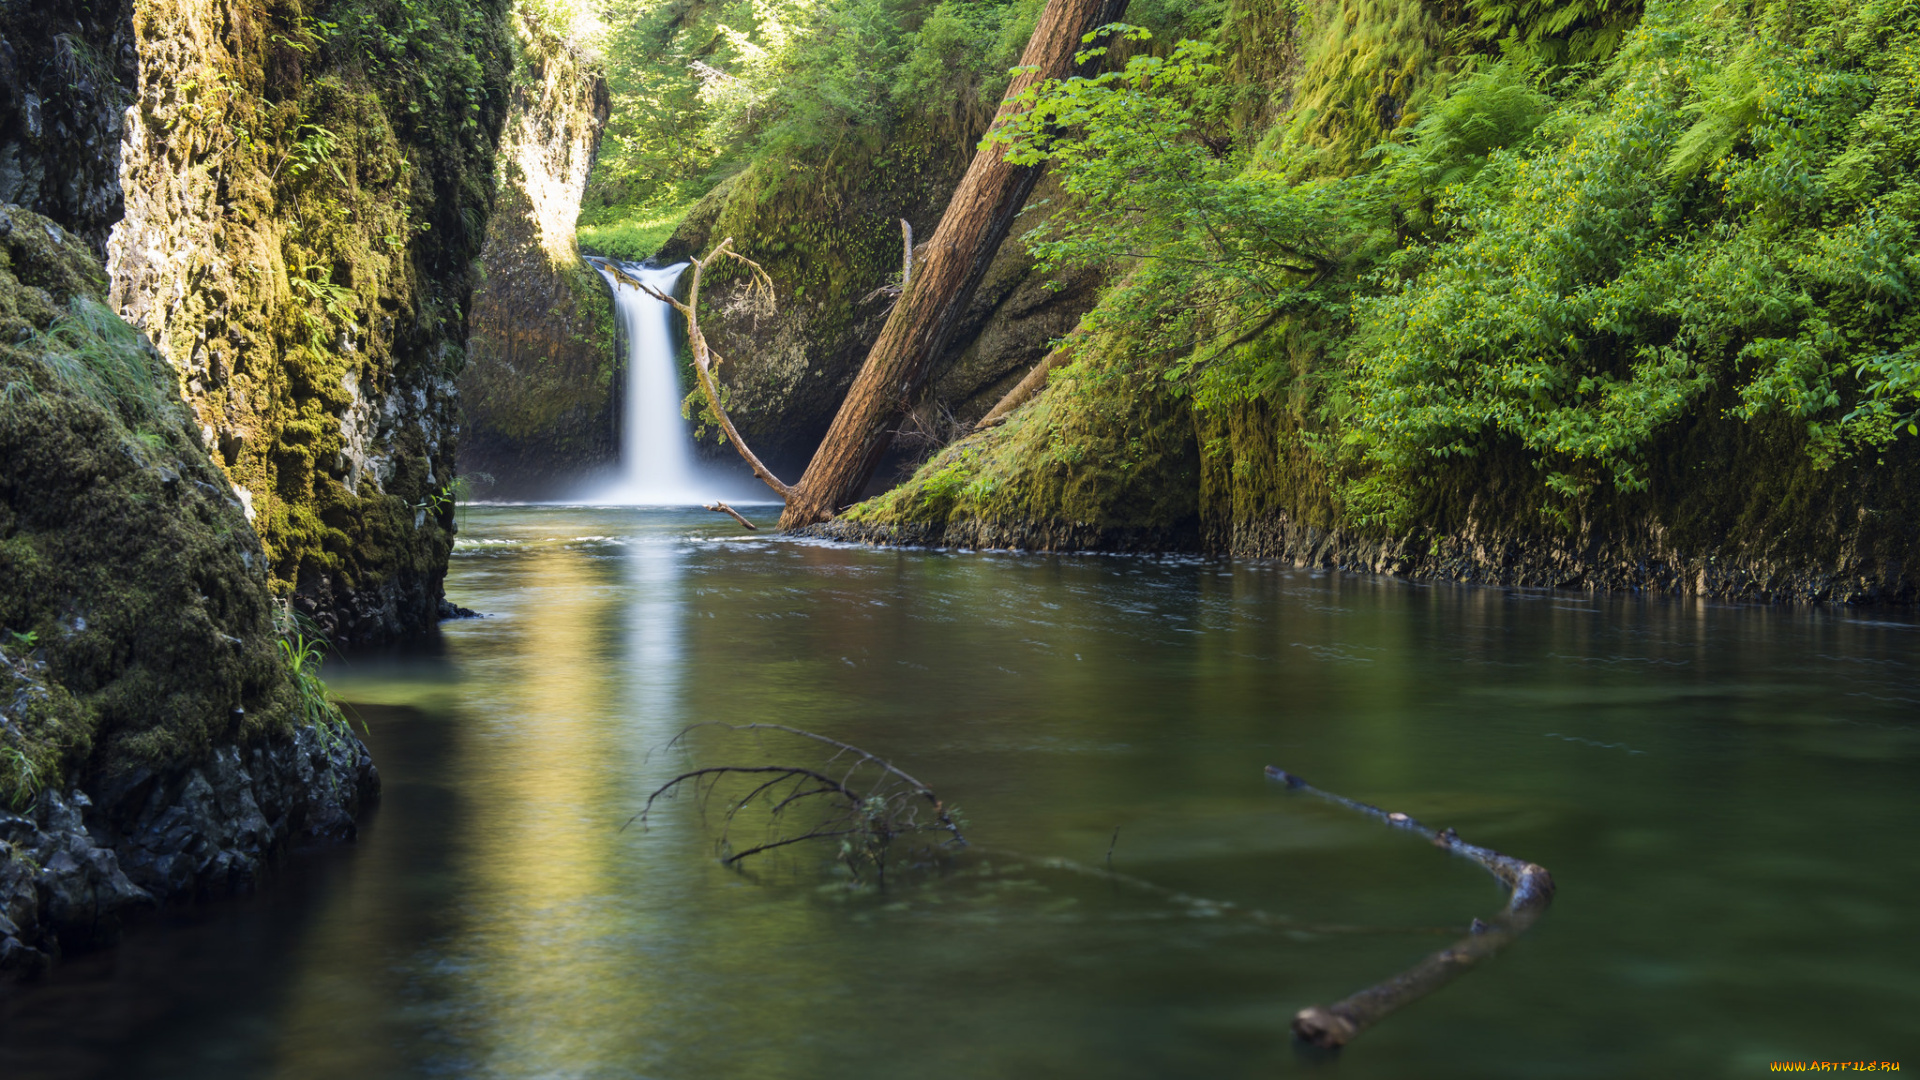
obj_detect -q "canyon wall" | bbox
[457,4,614,500]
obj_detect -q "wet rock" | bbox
[437,599,484,620]
[0,727,376,978]
[458,20,616,499]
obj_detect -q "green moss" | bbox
[121,0,509,635]
[847,328,1202,546]
[0,208,299,806]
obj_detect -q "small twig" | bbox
[724,829,858,865]
[1265,766,1555,1049]
[1105,825,1120,869]
[706,501,756,530]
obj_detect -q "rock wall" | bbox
[103,0,510,646]
[457,5,615,500]
[817,360,1920,607]
[0,0,136,258]
[0,204,375,977]
[0,0,521,978]
[1192,395,1920,605]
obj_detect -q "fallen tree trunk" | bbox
[1265,766,1556,1049]
[776,0,1130,529]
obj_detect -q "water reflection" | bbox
[1,506,1916,1079]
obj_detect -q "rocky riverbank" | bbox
[0,725,375,977]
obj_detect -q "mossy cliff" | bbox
[105,0,510,645]
[458,2,617,499]
[818,0,1920,607]
[0,205,375,976]
[0,0,519,975]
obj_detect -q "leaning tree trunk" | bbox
[776,0,1130,529]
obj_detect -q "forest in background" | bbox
[583,0,1919,536]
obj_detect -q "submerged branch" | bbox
[633,725,968,883]
[1265,766,1556,1049]
[671,721,948,815]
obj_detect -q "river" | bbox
[3,504,1915,1078]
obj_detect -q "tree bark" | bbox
[777,0,1130,529]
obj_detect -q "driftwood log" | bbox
[1266,765,1555,1049]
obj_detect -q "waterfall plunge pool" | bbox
[3,504,1916,1078]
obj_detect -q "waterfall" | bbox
[586,260,760,505]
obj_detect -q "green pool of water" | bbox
[4,505,1915,1078]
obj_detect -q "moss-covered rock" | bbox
[821,324,1202,550]
[458,2,616,499]
[106,0,511,645]
[0,204,374,975]
[834,317,1920,605]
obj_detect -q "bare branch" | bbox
[1265,766,1555,1049]
[680,722,946,812]
[706,501,757,530]
[634,237,794,501]
[858,219,919,307]
[900,217,913,291]
[625,764,860,832]
[724,830,858,866]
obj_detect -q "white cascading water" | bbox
[585,260,763,505]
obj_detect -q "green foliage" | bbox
[272,123,345,185]
[1340,0,1920,525]
[278,630,361,754]
[323,0,498,134]
[584,0,1216,235]
[1278,0,1451,174]
[0,746,37,811]
[897,0,1920,540]
[577,203,696,260]
[1452,0,1639,66]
